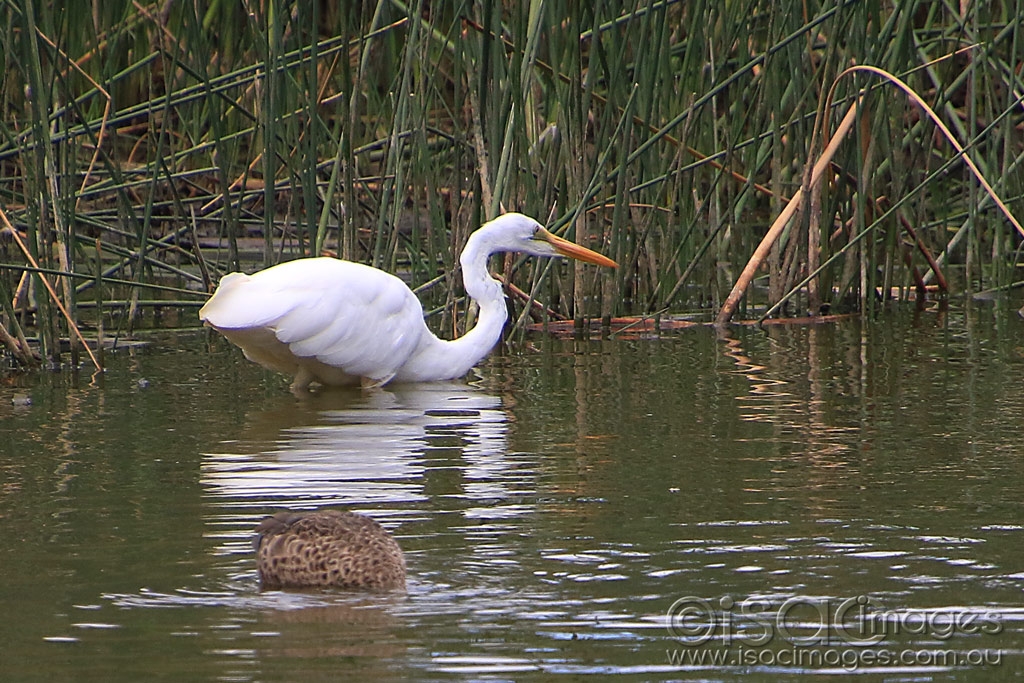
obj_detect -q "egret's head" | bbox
[481,213,618,268]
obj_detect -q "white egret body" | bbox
[199,213,616,390]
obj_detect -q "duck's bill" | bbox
[539,228,618,268]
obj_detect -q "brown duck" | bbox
[255,510,406,590]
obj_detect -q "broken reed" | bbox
[1,0,1022,365]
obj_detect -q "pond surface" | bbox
[1,302,1023,681]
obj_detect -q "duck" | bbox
[255,510,406,590]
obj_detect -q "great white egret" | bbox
[255,510,406,590]
[200,212,617,390]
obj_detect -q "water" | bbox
[1,302,1023,681]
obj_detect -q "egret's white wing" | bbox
[200,257,428,383]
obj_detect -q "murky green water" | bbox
[2,303,1023,681]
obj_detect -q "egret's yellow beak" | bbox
[537,228,618,268]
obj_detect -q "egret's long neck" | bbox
[456,232,509,354]
[458,230,506,315]
[393,232,508,382]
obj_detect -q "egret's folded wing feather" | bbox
[296,270,427,375]
[199,260,337,334]
[201,258,428,381]
[198,272,292,329]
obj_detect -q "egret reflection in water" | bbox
[200,382,511,561]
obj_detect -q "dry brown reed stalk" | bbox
[0,205,101,370]
[716,101,859,324]
[718,54,1024,325]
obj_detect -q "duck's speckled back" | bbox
[255,510,406,590]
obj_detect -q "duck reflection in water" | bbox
[255,510,406,591]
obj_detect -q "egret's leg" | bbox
[290,367,316,394]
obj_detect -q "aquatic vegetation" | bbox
[1,2,1021,366]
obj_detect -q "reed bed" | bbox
[1,0,1022,367]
